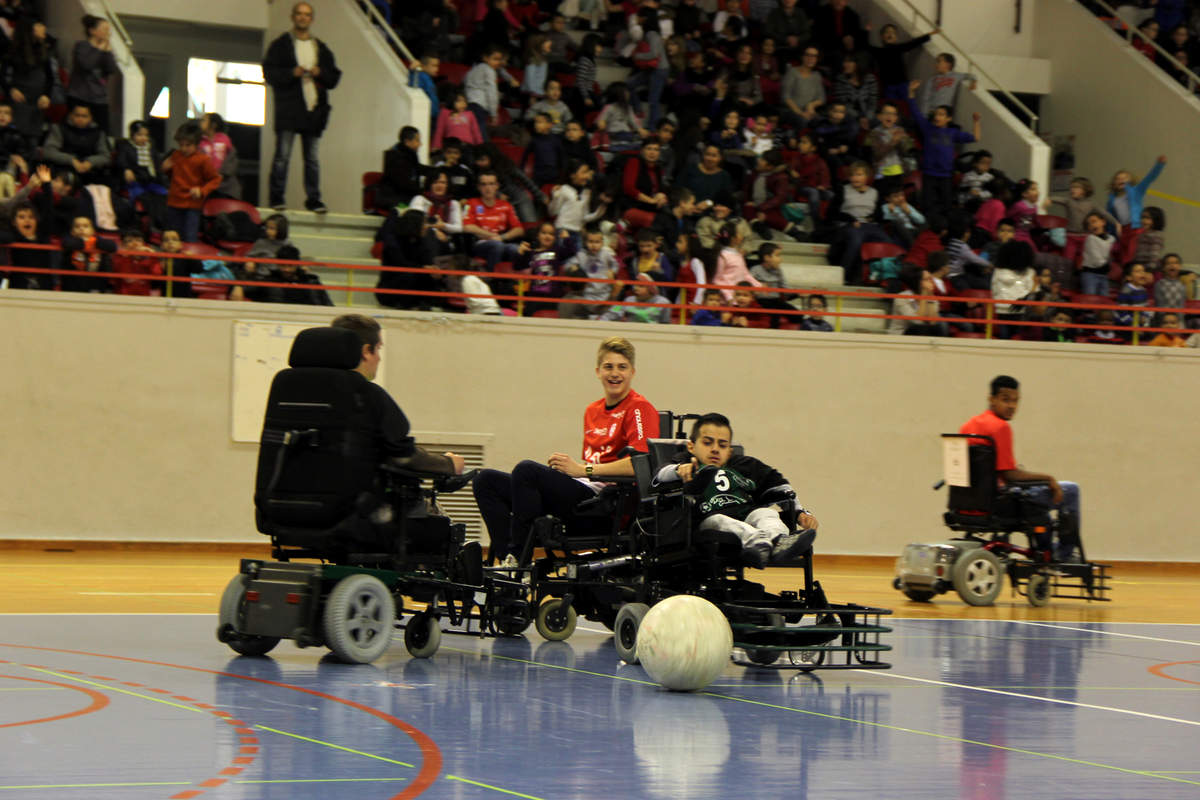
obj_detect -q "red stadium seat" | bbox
[859,241,906,284]
[1036,214,1068,229]
[362,171,385,215]
[202,197,261,224]
[439,62,470,85]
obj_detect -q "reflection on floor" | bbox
[1,614,1199,799]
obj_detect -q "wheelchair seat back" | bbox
[947,442,999,517]
[254,328,381,540]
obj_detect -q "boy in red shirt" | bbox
[462,168,525,271]
[473,336,660,564]
[959,375,1082,562]
[162,121,221,242]
[111,228,164,295]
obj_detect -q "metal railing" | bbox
[1079,0,1200,95]
[7,244,1196,347]
[352,0,417,69]
[887,0,1040,132]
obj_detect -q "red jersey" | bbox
[582,390,659,464]
[463,197,520,235]
[959,410,1017,473]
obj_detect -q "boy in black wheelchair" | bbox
[653,413,818,568]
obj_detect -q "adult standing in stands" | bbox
[6,19,62,143]
[263,2,342,214]
[66,15,118,135]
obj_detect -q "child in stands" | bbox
[626,227,673,281]
[916,52,976,116]
[1115,261,1153,332]
[111,227,164,295]
[199,112,233,174]
[957,150,998,207]
[812,101,858,177]
[523,112,566,185]
[436,139,476,200]
[599,275,672,323]
[528,79,574,135]
[802,293,835,331]
[61,215,116,292]
[746,149,799,241]
[434,92,485,151]
[1147,312,1187,346]
[561,120,598,174]
[880,185,924,248]
[689,289,725,326]
[1107,156,1166,231]
[1044,176,1118,234]
[1154,253,1187,309]
[559,223,620,319]
[521,34,552,99]
[1007,179,1040,245]
[723,281,771,328]
[549,159,608,248]
[828,161,892,284]
[713,220,760,300]
[162,122,221,242]
[908,79,980,216]
[0,102,31,198]
[653,412,818,568]
[789,133,831,220]
[516,221,578,309]
[866,102,913,191]
[1,184,54,290]
[1079,211,1116,296]
[1132,206,1165,272]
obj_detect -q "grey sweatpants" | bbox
[699,507,788,552]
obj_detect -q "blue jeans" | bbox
[1079,271,1108,296]
[1008,480,1081,560]
[472,238,521,270]
[269,129,321,205]
[627,68,667,128]
[166,206,201,242]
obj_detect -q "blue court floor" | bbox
[1,613,1199,799]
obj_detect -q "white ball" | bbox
[636,595,733,691]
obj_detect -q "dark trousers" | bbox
[921,175,954,217]
[472,460,599,561]
[269,129,321,205]
[166,206,201,242]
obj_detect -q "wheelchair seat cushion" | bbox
[288,327,363,369]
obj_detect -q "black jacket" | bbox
[114,138,165,185]
[262,33,342,133]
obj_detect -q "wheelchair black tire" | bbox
[614,602,650,664]
[535,598,578,642]
[901,587,936,603]
[403,611,442,658]
[217,574,281,657]
[322,574,396,664]
[1026,573,1051,607]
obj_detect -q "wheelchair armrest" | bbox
[1005,479,1051,487]
[435,469,479,494]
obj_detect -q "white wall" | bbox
[108,0,267,30]
[2,292,1199,563]
[1035,0,1200,247]
[883,0,1038,57]
[259,0,430,212]
[863,0,1051,194]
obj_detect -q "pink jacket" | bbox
[433,108,484,149]
[713,247,760,301]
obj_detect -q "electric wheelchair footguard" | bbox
[216,327,494,664]
[892,434,1111,607]
[496,413,893,671]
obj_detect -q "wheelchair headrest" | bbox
[288,327,363,370]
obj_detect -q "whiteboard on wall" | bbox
[230,320,385,443]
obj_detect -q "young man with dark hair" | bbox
[329,313,464,474]
[462,169,525,270]
[654,412,818,568]
[959,375,1083,562]
[380,125,424,209]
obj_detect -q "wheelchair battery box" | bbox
[241,562,321,639]
[895,542,968,588]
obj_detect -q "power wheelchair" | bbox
[495,413,893,672]
[216,327,491,663]
[893,433,1111,607]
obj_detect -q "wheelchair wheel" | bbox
[746,613,785,666]
[1026,573,1051,608]
[217,575,280,657]
[902,586,936,603]
[535,598,578,642]
[614,602,650,664]
[788,613,839,671]
[951,549,1004,606]
[322,574,396,664]
[403,612,442,658]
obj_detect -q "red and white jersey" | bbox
[582,390,659,464]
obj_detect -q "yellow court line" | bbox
[255,726,415,768]
[445,645,1200,788]
[23,667,205,714]
[1147,188,1200,209]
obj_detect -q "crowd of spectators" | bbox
[1080,0,1200,91]
[3,0,1198,347]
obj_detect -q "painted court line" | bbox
[1002,619,1200,647]
[858,670,1200,728]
